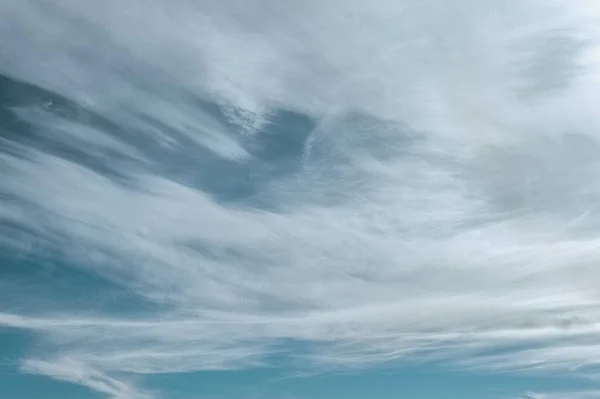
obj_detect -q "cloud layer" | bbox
[2,0,600,398]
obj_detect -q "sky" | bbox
[2,0,600,398]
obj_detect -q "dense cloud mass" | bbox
[2,1,600,398]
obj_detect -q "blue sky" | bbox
[2,1,600,398]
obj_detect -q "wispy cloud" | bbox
[518,390,600,399]
[22,358,154,399]
[2,0,600,398]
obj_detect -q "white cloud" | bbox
[22,358,154,399]
[2,0,600,398]
[519,390,600,399]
